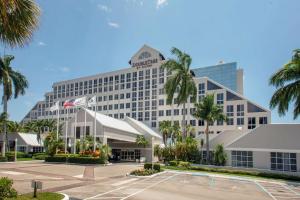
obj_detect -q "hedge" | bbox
[6,151,31,158]
[33,153,47,160]
[144,163,161,171]
[0,156,8,162]
[45,156,105,164]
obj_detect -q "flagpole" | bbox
[57,101,60,141]
[93,107,96,152]
[65,108,69,153]
[74,107,77,154]
[84,106,87,140]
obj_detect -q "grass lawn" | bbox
[7,192,64,200]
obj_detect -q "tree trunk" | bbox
[2,94,8,157]
[205,122,209,164]
[182,103,186,140]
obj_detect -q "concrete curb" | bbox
[59,192,69,200]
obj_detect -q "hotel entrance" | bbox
[111,149,141,162]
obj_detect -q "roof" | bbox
[125,117,162,139]
[18,133,43,147]
[84,109,142,135]
[226,124,300,152]
[208,129,245,149]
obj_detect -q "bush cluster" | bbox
[144,163,161,171]
[130,169,158,176]
[0,156,8,162]
[32,153,47,160]
[168,160,191,169]
[45,154,106,164]
[0,177,17,199]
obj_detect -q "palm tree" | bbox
[159,120,172,146]
[193,94,226,163]
[269,49,300,119]
[135,135,149,148]
[0,55,28,156]
[0,0,40,48]
[171,123,181,144]
[186,124,195,138]
[7,121,24,133]
[162,47,197,139]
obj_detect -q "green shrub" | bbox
[6,151,31,158]
[68,157,105,164]
[178,161,191,169]
[144,163,161,171]
[169,160,178,166]
[130,169,158,176]
[0,177,17,199]
[0,157,8,162]
[45,156,67,162]
[213,144,227,166]
[33,153,47,160]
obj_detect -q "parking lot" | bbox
[1,161,300,200]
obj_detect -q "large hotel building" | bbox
[22,45,270,139]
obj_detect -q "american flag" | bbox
[63,99,76,108]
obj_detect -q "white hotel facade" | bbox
[22,45,270,140]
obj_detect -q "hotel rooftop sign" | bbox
[130,45,165,69]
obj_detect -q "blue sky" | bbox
[1,0,300,123]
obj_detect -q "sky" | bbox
[1,0,300,123]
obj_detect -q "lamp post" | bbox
[151,136,154,170]
[14,138,18,162]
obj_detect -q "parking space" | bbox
[1,161,300,200]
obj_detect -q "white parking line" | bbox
[120,173,178,200]
[0,171,26,175]
[254,181,277,200]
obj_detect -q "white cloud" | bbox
[108,22,120,28]
[156,0,168,9]
[60,67,70,72]
[38,41,46,46]
[97,4,111,12]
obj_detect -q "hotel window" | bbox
[126,113,130,117]
[182,109,187,115]
[114,94,119,100]
[152,79,157,89]
[226,105,234,125]
[114,113,118,119]
[103,105,107,111]
[145,112,150,120]
[108,105,112,110]
[126,93,131,99]
[132,92,137,101]
[159,99,164,106]
[271,152,297,172]
[126,103,130,109]
[138,102,143,111]
[190,120,196,126]
[133,72,137,81]
[159,77,164,84]
[248,117,256,129]
[126,83,131,89]
[115,85,119,90]
[109,85,113,91]
[152,111,157,120]
[97,106,102,111]
[138,91,143,100]
[237,118,244,125]
[151,121,157,128]
[138,81,143,90]
[145,80,150,89]
[132,102,137,111]
[109,95,113,101]
[166,110,172,116]
[159,110,164,116]
[120,93,124,99]
[198,83,205,100]
[259,117,268,125]
[114,104,118,110]
[159,88,164,95]
[103,96,107,101]
[152,100,157,110]
[126,73,131,82]
[190,108,196,115]
[217,93,224,105]
[121,74,125,83]
[132,112,136,119]
[138,112,143,121]
[120,103,124,109]
[174,109,179,116]
[198,120,204,126]
[120,113,124,119]
[109,76,113,83]
[115,75,119,83]
[145,69,150,79]
[138,71,143,80]
[231,151,253,168]
[145,90,150,100]
[159,67,164,76]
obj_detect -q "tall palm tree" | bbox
[171,123,181,144]
[0,55,28,156]
[193,94,226,163]
[269,49,300,119]
[159,120,172,146]
[162,47,197,139]
[0,0,40,48]
[7,121,23,133]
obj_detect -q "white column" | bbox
[65,108,69,153]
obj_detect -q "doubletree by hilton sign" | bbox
[132,58,158,68]
[131,51,159,69]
